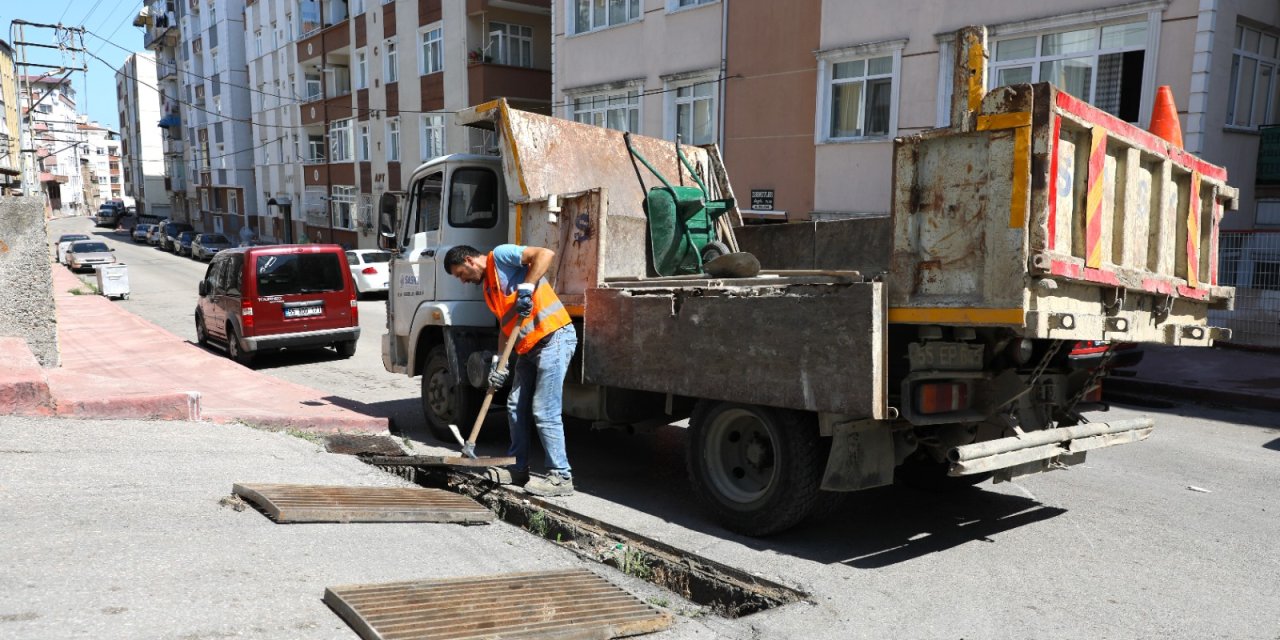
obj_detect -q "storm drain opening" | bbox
[232,483,494,524]
[367,463,809,619]
[325,568,674,640]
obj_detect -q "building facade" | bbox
[115,53,171,218]
[138,0,191,222]
[0,40,20,193]
[21,75,89,215]
[243,0,552,248]
[552,0,1279,228]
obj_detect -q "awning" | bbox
[158,114,181,128]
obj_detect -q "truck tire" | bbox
[686,401,827,536]
[422,345,480,442]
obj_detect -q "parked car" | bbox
[147,219,169,246]
[191,233,234,261]
[94,202,125,227]
[345,249,392,297]
[194,244,359,365]
[55,233,90,264]
[132,223,153,243]
[160,222,194,253]
[176,231,195,257]
[65,241,116,272]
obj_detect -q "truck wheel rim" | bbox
[426,368,453,420]
[703,408,779,505]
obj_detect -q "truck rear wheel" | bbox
[686,401,827,536]
[422,345,480,443]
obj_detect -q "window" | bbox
[670,0,715,9]
[387,117,400,160]
[307,135,325,162]
[255,30,262,56]
[329,118,353,162]
[358,123,370,161]
[990,20,1150,122]
[411,172,443,238]
[489,22,532,68]
[305,73,321,100]
[572,0,640,35]
[326,65,350,96]
[355,49,368,89]
[351,0,364,14]
[821,52,896,140]
[228,191,238,215]
[421,113,445,160]
[449,168,498,228]
[1227,25,1280,129]
[571,89,640,132]
[669,78,716,144]
[331,185,356,230]
[420,25,443,74]
[255,253,344,295]
[384,39,398,83]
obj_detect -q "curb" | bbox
[0,338,55,416]
[206,412,390,434]
[54,391,203,421]
[1105,377,1280,413]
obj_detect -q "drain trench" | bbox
[366,461,808,618]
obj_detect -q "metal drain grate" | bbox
[232,483,494,524]
[325,568,675,640]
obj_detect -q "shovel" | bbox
[448,320,523,459]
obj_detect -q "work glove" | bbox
[487,357,509,388]
[516,283,535,318]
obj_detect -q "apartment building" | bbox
[116,53,171,218]
[137,0,192,221]
[0,40,19,194]
[77,120,123,208]
[244,0,552,248]
[175,0,259,239]
[21,75,89,215]
[552,0,1279,228]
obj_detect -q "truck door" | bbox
[390,171,443,337]
[435,165,505,303]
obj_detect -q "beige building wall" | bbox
[0,42,19,178]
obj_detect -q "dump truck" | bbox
[378,28,1236,535]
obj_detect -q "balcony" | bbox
[157,58,178,81]
[1260,125,1280,186]
[467,63,551,108]
[466,0,550,15]
[142,11,178,49]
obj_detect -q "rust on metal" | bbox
[232,483,494,524]
[325,568,675,640]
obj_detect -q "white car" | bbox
[55,233,91,264]
[346,249,391,297]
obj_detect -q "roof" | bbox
[21,74,72,86]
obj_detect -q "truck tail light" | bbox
[916,382,970,415]
[241,301,254,330]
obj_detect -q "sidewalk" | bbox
[0,265,387,431]
[1105,343,1280,412]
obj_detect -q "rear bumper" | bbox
[245,326,360,352]
[949,417,1154,478]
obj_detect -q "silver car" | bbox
[191,233,234,261]
[65,241,117,273]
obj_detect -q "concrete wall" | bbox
[0,197,58,366]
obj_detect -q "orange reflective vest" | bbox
[482,252,571,355]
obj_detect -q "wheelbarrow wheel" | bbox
[700,240,730,264]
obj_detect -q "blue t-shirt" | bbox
[491,244,527,295]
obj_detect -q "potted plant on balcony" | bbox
[468,48,493,65]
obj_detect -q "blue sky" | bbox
[3,1,152,132]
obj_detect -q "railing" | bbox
[1211,231,1280,348]
[1259,125,1280,186]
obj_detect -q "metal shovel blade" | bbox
[447,423,467,448]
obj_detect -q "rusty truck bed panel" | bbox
[585,280,886,418]
[890,82,1237,345]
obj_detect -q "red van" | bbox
[195,244,360,365]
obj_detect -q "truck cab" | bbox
[379,154,509,437]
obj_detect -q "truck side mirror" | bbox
[378,192,399,251]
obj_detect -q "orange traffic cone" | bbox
[1149,85,1183,149]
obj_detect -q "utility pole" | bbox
[10,19,88,200]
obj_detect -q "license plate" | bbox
[908,342,985,371]
[284,305,323,318]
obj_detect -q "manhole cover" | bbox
[232,483,494,524]
[325,568,674,640]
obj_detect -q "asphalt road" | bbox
[41,216,1280,638]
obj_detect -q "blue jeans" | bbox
[506,325,577,477]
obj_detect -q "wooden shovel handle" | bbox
[465,318,524,446]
